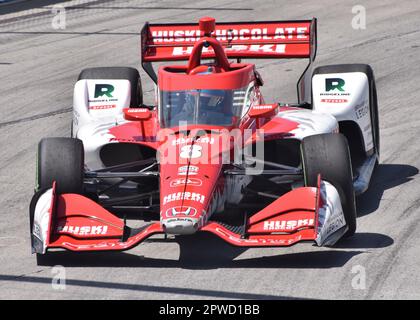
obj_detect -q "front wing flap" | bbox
[30,182,163,253]
[30,178,347,254]
[203,178,347,247]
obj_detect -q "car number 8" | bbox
[180,145,202,159]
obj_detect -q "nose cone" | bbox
[159,169,218,235]
[161,206,200,235]
[163,221,198,235]
[159,130,229,235]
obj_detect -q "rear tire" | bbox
[37,137,84,194]
[301,133,357,237]
[78,67,143,107]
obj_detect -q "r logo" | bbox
[326,78,345,92]
[94,84,114,98]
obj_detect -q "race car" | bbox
[30,17,379,262]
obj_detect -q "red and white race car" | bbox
[30,17,379,263]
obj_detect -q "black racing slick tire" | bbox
[301,133,357,237]
[37,137,84,195]
[78,67,143,107]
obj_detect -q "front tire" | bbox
[37,137,84,194]
[301,133,357,237]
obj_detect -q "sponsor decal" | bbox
[126,108,149,113]
[152,27,308,43]
[178,165,199,175]
[319,215,345,239]
[320,99,348,103]
[94,84,115,98]
[170,178,202,187]
[263,219,314,231]
[355,101,369,119]
[320,92,350,97]
[58,225,108,235]
[88,104,116,110]
[88,98,118,103]
[320,78,350,97]
[173,44,286,56]
[253,105,275,110]
[33,222,42,240]
[172,136,214,146]
[163,192,205,205]
[165,206,198,217]
[326,78,345,92]
[164,217,195,224]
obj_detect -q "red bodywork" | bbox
[46,180,321,251]
[34,17,325,252]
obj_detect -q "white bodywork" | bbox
[312,72,373,153]
[278,108,338,139]
[32,189,54,254]
[72,79,130,170]
[316,180,347,246]
[72,79,131,133]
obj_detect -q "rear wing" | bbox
[141,19,316,61]
[140,18,317,103]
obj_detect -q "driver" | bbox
[199,89,226,111]
[170,89,231,126]
[198,89,233,125]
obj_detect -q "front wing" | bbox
[30,178,347,254]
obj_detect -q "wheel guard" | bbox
[30,178,347,253]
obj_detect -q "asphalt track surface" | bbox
[1,0,420,300]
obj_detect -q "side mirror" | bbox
[248,104,278,119]
[123,108,152,121]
